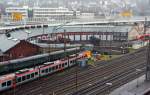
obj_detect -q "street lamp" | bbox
[109,30,113,59]
[106,82,112,95]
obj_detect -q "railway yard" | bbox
[1,47,146,95]
[1,1,150,94]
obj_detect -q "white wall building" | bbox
[79,13,95,19]
[33,7,80,19]
[5,7,80,20]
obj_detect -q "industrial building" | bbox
[0,36,40,62]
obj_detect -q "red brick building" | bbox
[0,40,40,62]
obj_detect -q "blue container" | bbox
[77,58,88,68]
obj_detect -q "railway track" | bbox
[2,47,147,95]
[54,57,146,95]
[96,70,144,95]
[71,63,145,95]
[32,48,146,95]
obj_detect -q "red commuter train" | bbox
[136,34,150,41]
[0,52,86,92]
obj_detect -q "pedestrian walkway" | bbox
[110,75,150,95]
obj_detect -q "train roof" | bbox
[0,47,80,65]
[15,68,38,77]
[69,54,76,57]
[15,68,34,74]
[39,60,61,69]
[0,73,15,82]
[44,62,54,65]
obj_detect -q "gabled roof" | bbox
[0,49,3,56]
[0,34,20,53]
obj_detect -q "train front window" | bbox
[2,82,6,87]
[7,81,11,86]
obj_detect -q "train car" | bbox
[40,58,69,77]
[0,48,81,74]
[39,62,54,76]
[15,68,39,85]
[0,51,86,92]
[0,74,15,92]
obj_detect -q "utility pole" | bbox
[145,17,150,81]
[52,22,70,57]
[146,36,150,81]
[48,32,51,61]
[75,47,78,91]
[64,29,66,53]
[146,38,150,81]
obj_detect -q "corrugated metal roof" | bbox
[0,25,132,53]
[0,25,131,40]
[9,25,132,39]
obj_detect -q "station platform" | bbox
[111,75,150,95]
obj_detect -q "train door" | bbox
[64,61,68,68]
